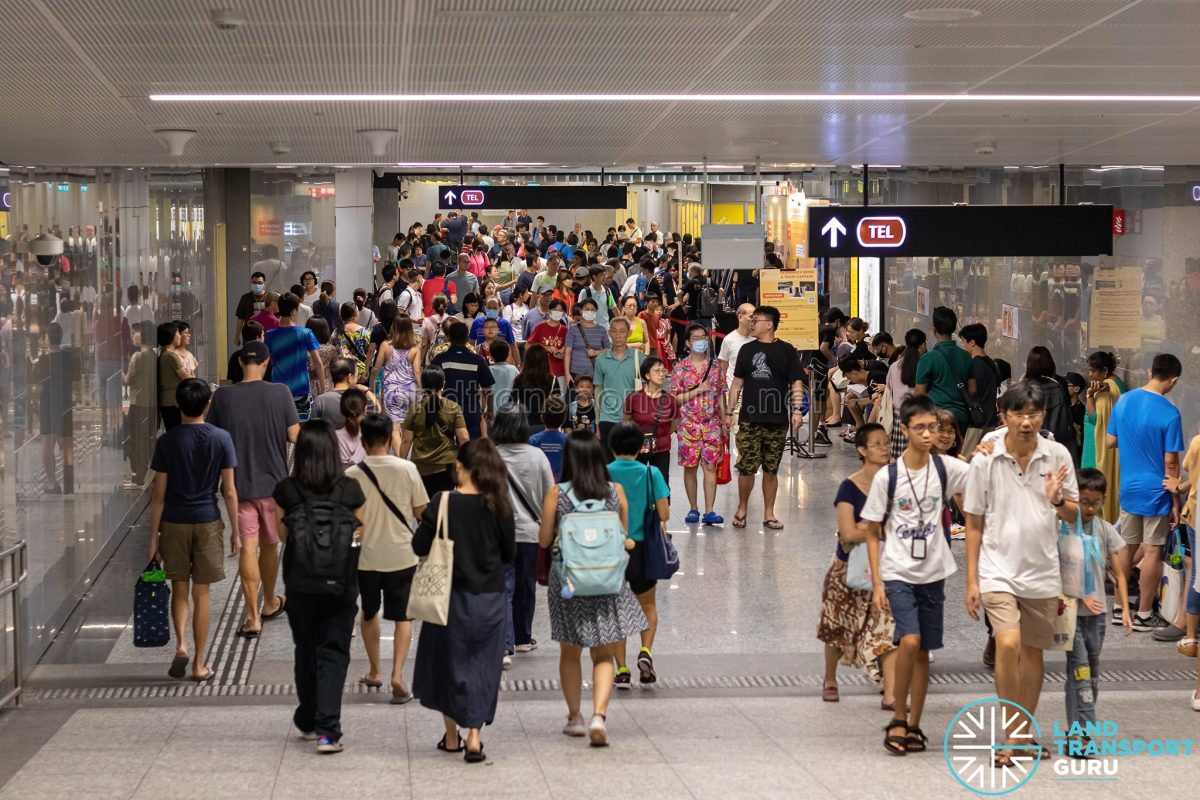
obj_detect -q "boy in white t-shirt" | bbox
[862,394,969,756]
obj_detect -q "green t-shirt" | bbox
[607,458,670,542]
[593,348,642,424]
[914,340,973,423]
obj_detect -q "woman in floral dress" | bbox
[670,324,728,526]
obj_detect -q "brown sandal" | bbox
[821,685,839,702]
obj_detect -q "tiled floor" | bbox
[4,440,1198,798]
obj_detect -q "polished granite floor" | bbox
[3,438,1198,798]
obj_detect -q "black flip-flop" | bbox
[236,622,261,639]
[261,596,287,620]
[168,654,188,679]
[883,719,908,756]
[437,735,464,753]
[762,519,784,530]
[464,745,485,763]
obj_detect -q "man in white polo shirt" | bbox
[964,380,1078,767]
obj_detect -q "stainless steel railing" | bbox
[0,540,28,710]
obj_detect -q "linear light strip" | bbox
[150,93,1200,103]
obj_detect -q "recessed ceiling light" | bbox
[903,7,981,22]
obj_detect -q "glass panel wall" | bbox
[249,170,336,294]
[0,167,208,663]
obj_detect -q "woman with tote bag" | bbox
[411,438,516,764]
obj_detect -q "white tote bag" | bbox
[407,492,453,626]
[844,543,874,591]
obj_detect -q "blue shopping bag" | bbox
[133,559,171,648]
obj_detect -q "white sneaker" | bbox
[502,655,512,670]
[1191,692,1200,712]
[588,714,609,747]
[562,713,586,737]
[515,640,538,653]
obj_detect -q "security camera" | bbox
[29,232,63,266]
[974,140,998,156]
[400,190,410,201]
[681,165,696,174]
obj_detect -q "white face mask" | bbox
[549,310,565,322]
[581,310,597,322]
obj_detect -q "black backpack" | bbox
[282,496,359,595]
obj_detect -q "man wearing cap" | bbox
[524,286,554,341]
[207,340,300,638]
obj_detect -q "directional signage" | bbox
[431,184,627,210]
[807,205,1113,258]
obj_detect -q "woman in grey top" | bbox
[490,405,556,663]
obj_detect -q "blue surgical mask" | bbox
[251,283,265,295]
[485,309,499,319]
[692,339,709,354]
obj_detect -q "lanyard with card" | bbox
[904,463,932,560]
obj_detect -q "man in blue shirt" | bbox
[470,297,515,346]
[1106,352,1184,631]
[432,321,495,438]
[446,253,479,316]
[149,378,239,683]
[440,211,468,250]
[265,294,325,417]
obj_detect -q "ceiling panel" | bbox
[1,0,1199,167]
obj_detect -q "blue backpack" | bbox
[557,482,628,597]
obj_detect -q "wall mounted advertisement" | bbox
[1001,303,1020,339]
[760,267,819,351]
[915,286,931,317]
[856,257,881,334]
[1088,266,1143,350]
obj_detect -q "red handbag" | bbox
[536,546,552,586]
[717,434,733,485]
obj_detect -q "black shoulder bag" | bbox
[356,462,413,533]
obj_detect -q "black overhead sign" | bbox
[807,205,1114,258]
[432,185,627,210]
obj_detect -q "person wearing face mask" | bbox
[235,272,268,345]
[528,299,570,397]
[671,325,729,526]
[563,298,611,386]
[469,297,516,352]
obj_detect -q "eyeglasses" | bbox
[1007,412,1045,422]
[1078,499,1104,508]
[750,317,769,324]
[906,424,941,434]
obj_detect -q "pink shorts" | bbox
[237,497,280,545]
[677,434,721,468]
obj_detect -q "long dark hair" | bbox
[420,366,445,430]
[899,328,926,387]
[518,343,554,391]
[560,430,610,502]
[456,439,512,518]
[1024,346,1057,381]
[292,419,340,493]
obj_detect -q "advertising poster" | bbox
[916,286,931,317]
[856,257,881,334]
[1001,304,1019,339]
[760,267,819,351]
[1089,266,1143,350]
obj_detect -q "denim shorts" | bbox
[883,579,946,651]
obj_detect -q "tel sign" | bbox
[857,216,906,247]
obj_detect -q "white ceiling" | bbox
[4,0,1200,167]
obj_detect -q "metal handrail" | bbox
[0,540,28,710]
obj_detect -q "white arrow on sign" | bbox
[443,190,457,205]
[821,216,847,248]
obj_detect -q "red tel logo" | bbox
[856,216,907,248]
[460,189,486,206]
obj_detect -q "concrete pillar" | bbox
[374,183,399,256]
[336,169,375,294]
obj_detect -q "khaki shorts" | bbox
[1117,512,1169,547]
[159,520,225,584]
[981,592,1060,651]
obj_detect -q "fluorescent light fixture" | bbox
[389,161,549,168]
[1090,164,1165,171]
[151,92,1200,103]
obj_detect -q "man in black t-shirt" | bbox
[725,305,804,531]
[958,323,1000,429]
[432,321,495,439]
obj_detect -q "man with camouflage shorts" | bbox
[725,306,805,530]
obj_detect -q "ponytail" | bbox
[339,388,367,437]
[421,366,446,430]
